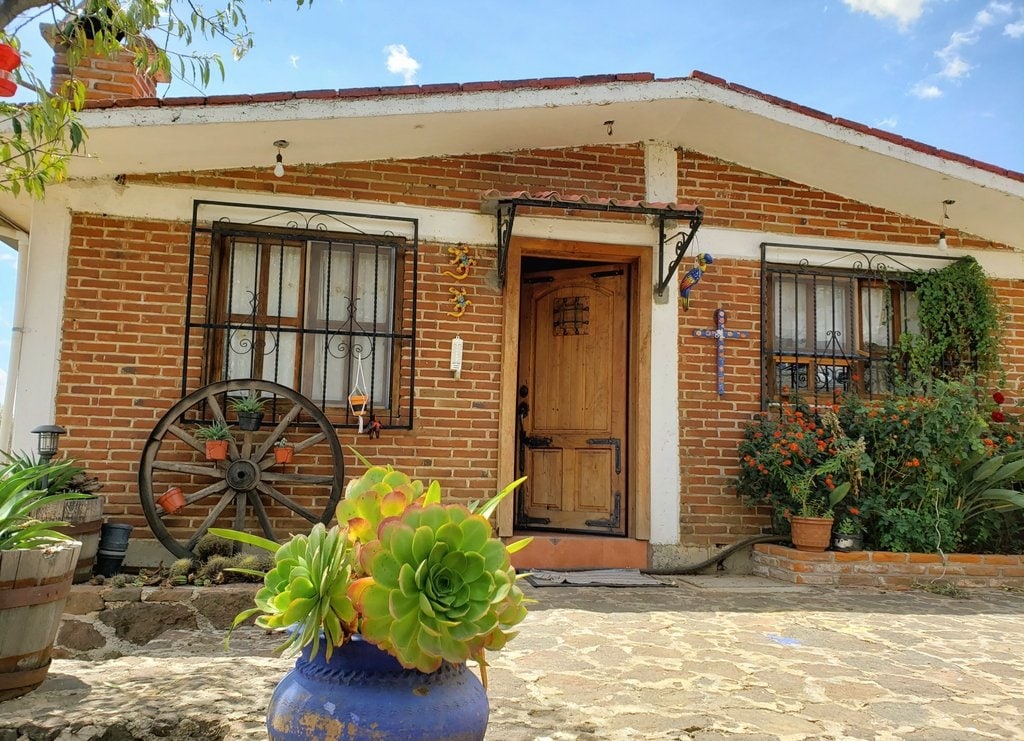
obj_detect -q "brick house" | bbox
[1,51,1021,571]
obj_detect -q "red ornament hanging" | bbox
[0,42,21,97]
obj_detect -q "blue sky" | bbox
[2,0,1023,402]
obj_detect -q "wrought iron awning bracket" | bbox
[655,211,704,298]
[496,201,517,288]
[488,196,703,290]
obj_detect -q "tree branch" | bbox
[0,0,58,32]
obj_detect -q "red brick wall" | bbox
[50,43,159,100]
[675,152,1022,547]
[55,215,506,541]
[130,145,648,208]
[56,144,1020,554]
[679,151,1002,250]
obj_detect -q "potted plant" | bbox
[211,462,531,740]
[195,422,232,461]
[738,405,870,552]
[273,438,294,465]
[832,513,864,552]
[229,393,266,431]
[0,458,86,700]
[10,453,104,583]
[156,486,187,515]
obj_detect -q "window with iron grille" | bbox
[760,244,960,408]
[186,202,418,429]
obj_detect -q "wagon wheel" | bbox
[140,379,345,559]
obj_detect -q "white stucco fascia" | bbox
[644,141,681,545]
[10,194,72,452]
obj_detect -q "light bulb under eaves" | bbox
[272,139,289,178]
[937,231,948,251]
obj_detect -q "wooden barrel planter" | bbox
[32,497,103,583]
[0,540,81,701]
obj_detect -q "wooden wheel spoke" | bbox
[255,402,306,459]
[295,432,326,453]
[185,490,236,551]
[261,472,334,486]
[256,481,320,522]
[233,491,247,531]
[152,460,224,478]
[166,423,204,455]
[247,490,277,542]
[141,379,344,558]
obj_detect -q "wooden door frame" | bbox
[496,236,651,540]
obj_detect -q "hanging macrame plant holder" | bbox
[348,350,370,433]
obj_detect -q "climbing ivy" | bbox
[898,256,1003,384]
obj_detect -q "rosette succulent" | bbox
[336,464,437,544]
[218,462,530,686]
[350,501,528,674]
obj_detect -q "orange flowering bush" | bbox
[737,401,869,533]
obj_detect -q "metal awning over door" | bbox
[480,190,704,297]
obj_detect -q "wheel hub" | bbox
[226,459,260,492]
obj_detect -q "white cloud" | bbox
[877,116,899,128]
[1006,20,1024,37]
[911,82,943,98]
[289,55,300,69]
[932,3,1014,81]
[0,367,5,402]
[842,0,927,28]
[384,44,421,84]
[940,54,972,79]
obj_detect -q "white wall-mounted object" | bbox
[450,336,464,380]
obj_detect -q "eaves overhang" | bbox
[2,71,1021,249]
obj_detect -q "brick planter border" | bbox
[752,544,1024,589]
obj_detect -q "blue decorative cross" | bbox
[692,308,750,396]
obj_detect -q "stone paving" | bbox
[1,575,1023,740]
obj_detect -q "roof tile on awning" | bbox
[479,189,702,216]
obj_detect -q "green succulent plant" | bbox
[213,461,530,686]
[351,501,528,674]
[336,463,435,544]
[228,393,266,414]
[1,459,89,551]
[213,522,359,661]
[195,421,232,441]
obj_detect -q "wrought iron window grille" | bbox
[759,242,960,410]
[185,200,419,430]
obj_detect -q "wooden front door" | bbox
[516,263,628,535]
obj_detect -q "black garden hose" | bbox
[641,534,787,575]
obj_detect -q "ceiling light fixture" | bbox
[273,139,289,178]
[937,199,955,251]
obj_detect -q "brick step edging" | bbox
[752,543,1024,588]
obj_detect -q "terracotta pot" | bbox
[205,440,229,461]
[790,516,834,552]
[156,486,186,515]
[274,446,294,464]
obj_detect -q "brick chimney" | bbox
[44,23,167,101]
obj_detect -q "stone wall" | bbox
[56,584,259,659]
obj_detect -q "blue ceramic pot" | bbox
[266,636,489,740]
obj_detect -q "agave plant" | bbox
[0,458,87,550]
